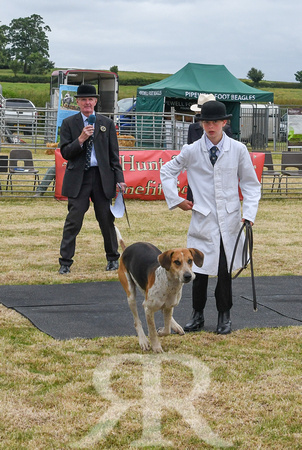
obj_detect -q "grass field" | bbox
[0,198,301,449]
[0,198,301,285]
[1,69,302,106]
[2,81,302,107]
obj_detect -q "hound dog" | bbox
[117,230,204,353]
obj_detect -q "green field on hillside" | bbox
[1,69,302,106]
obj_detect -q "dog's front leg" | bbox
[127,296,150,351]
[157,307,173,336]
[158,307,185,336]
[145,306,163,353]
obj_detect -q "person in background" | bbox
[160,100,261,335]
[33,165,55,197]
[188,93,216,144]
[58,84,126,275]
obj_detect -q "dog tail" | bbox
[115,226,126,252]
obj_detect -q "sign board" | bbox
[55,85,79,142]
[287,108,302,148]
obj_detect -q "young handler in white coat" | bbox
[160,101,261,334]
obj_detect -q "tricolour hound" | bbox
[117,229,204,353]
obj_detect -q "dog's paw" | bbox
[152,344,164,353]
[171,319,185,335]
[173,324,185,335]
[157,327,169,337]
[139,337,151,351]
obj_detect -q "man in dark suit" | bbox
[187,114,203,144]
[58,84,126,274]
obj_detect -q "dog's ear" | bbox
[188,248,204,267]
[158,250,173,270]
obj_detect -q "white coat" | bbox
[160,134,261,276]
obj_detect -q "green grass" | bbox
[2,69,302,106]
[0,307,301,449]
[0,198,301,448]
[260,87,302,105]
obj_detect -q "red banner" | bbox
[120,150,187,200]
[239,152,265,200]
[55,149,264,201]
[55,148,68,201]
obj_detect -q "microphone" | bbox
[87,114,96,138]
[87,114,96,126]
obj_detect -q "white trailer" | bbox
[240,103,280,147]
[49,69,119,115]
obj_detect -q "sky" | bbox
[1,0,302,82]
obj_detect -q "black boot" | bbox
[184,310,204,332]
[216,311,232,335]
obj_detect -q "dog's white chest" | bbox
[145,267,182,310]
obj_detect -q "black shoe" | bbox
[216,311,232,335]
[106,260,119,271]
[184,310,204,332]
[59,264,70,275]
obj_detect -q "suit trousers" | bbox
[59,167,119,266]
[192,239,232,313]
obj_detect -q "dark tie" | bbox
[210,146,218,166]
[84,136,93,171]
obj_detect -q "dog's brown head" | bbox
[158,248,204,283]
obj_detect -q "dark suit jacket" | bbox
[187,122,203,144]
[59,112,124,199]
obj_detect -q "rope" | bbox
[230,220,257,311]
[240,296,302,322]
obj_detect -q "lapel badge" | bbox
[100,126,106,132]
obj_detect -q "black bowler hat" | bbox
[75,84,99,98]
[199,100,232,121]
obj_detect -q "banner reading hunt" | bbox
[55,149,264,201]
[120,150,187,200]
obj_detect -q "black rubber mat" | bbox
[0,276,301,340]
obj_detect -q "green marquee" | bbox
[136,63,274,138]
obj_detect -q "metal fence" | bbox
[0,103,301,198]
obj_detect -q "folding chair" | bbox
[6,149,40,191]
[278,151,302,193]
[260,151,280,192]
[0,155,8,195]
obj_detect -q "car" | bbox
[117,97,136,113]
[116,97,136,134]
[3,98,37,135]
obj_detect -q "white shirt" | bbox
[204,132,226,160]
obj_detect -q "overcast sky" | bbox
[1,0,301,82]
